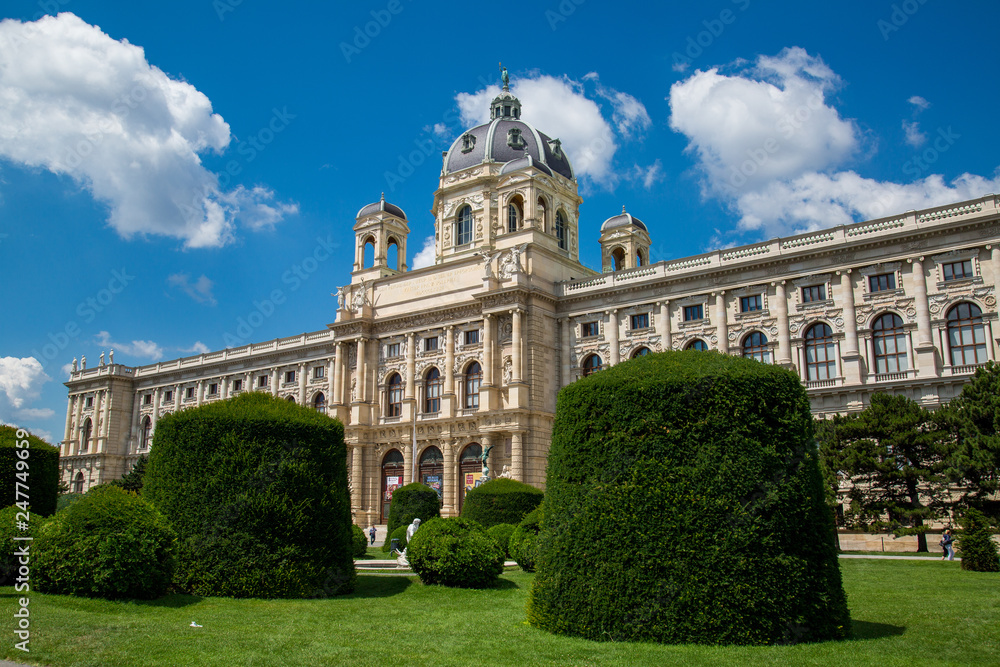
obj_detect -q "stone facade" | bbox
[60,85,1000,526]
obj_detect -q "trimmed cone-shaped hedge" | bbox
[383,483,440,551]
[0,426,60,517]
[528,350,850,645]
[407,517,504,588]
[958,508,999,572]
[143,392,354,598]
[460,478,543,528]
[351,524,368,558]
[510,506,542,572]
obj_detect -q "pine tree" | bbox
[938,362,1000,508]
[958,508,1000,572]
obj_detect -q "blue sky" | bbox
[2,0,999,443]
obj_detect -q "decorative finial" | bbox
[380,192,385,202]
[622,205,627,214]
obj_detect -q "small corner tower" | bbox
[353,193,410,280]
[599,206,651,272]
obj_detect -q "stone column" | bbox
[839,270,862,384]
[357,339,367,402]
[774,281,792,366]
[443,439,457,517]
[298,363,307,405]
[270,370,279,397]
[174,384,181,411]
[608,309,619,365]
[910,256,938,377]
[445,327,456,394]
[403,439,413,485]
[511,431,524,481]
[351,445,363,515]
[63,394,74,452]
[327,356,336,404]
[333,343,344,404]
[196,380,204,406]
[151,388,161,431]
[483,314,494,386]
[73,394,83,456]
[99,390,111,453]
[659,301,672,351]
[714,291,728,353]
[512,310,523,382]
[406,333,416,400]
[559,317,570,387]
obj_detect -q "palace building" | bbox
[59,78,1000,525]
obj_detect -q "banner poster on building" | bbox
[464,472,482,494]
[423,474,443,499]
[384,475,402,502]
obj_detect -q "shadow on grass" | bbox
[135,594,206,608]
[849,620,906,640]
[350,575,413,599]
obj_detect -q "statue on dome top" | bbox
[500,62,509,90]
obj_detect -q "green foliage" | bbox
[0,425,60,517]
[510,507,542,572]
[460,478,543,528]
[937,362,1000,505]
[825,393,949,552]
[958,508,999,572]
[0,505,43,584]
[351,525,368,558]
[34,485,175,600]
[142,392,355,598]
[109,455,148,493]
[528,350,850,645]
[56,493,84,513]
[486,523,516,558]
[382,483,441,551]
[389,525,408,552]
[407,517,505,588]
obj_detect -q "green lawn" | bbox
[3,560,997,666]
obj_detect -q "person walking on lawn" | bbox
[940,529,955,561]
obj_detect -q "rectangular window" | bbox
[464,329,480,345]
[630,313,649,330]
[802,285,827,303]
[232,380,242,393]
[208,383,218,396]
[424,336,439,351]
[258,375,268,388]
[285,370,296,384]
[386,343,401,358]
[740,295,763,312]
[143,394,152,405]
[581,321,599,338]
[164,390,173,402]
[185,387,195,400]
[868,273,896,292]
[85,396,94,408]
[942,259,974,281]
[683,304,704,321]
[314,366,324,379]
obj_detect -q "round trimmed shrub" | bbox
[528,350,850,645]
[487,523,517,559]
[958,508,999,572]
[407,517,504,588]
[351,524,368,558]
[142,392,354,598]
[383,483,440,551]
[0,426,60,517]
[510,507,542,572]
[460,478,543,528]
[34,485,175,600]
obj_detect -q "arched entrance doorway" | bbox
[380,449,404,523]
[458,443,482,512]
[419,446,444,504]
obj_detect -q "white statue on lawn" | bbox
[396,518,421,568]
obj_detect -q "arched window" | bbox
[536,196,547,231]
[456,205,473,246]
[555,210,567,249]
[636,249,645,267]
[140,416,152,450]
[386,373,403,417]
[632,347,651,358]
[686,339,708,351]
[612,247,625,271]
[424,367,442,413]
[73,471,85,494]
[805,323,836,381]
[387,238,400,271]
[81,418,92,453]
[872,313,908,374]
[947,302,988,366]
[582,354,603,376]
[286,396,296,403]
[381,449,405,523]
[464,362,482,409]
[419,446,444,500]
[742,332,769,363]
[363,235,375,268]
[313,392,326,413]
[508,201,521,233]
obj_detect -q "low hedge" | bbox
[527,350,850,645]
[487,523,517,559]
[34,485,175,600]
[460,478,543,528]
[407,517,504,588]
[0,426,59,517]
[959,508,999,572]
[0,505,43,586]
[510,507,542,572]
[351,525,368,558]
[383,483,440,551]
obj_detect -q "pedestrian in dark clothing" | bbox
[369,525,376,545]
[940,529,955,561]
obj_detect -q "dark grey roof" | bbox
[499,155,552,176]
[601,209,647,232]
[444,118,574,180]
[356,195,407,220]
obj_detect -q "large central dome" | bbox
[443,86,574,180]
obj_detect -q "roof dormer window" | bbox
[461,133,476,153]
[507,128,525,149]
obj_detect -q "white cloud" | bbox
[902,120,927,148]
[455,73,651,188]
[0,357,50,410]
[667,47,1000,240]
[184,341,211,355]
[95,331,164,361]
[411,235,436,269]
[17,407,54,420]
[631,160,664,189]
[0,13,296,248]
[908,95,931,112]
[168,272,217,305]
